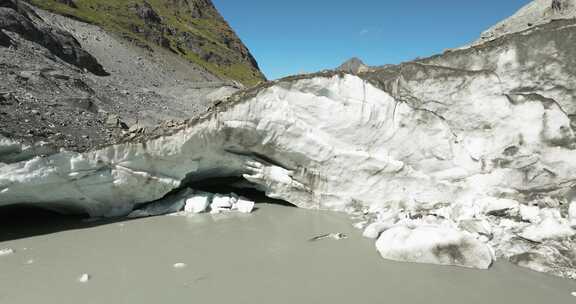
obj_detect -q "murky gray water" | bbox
[0,204,575,304]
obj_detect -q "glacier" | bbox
[2,1,576,280]
[1,72,575,277]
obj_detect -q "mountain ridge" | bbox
[27,0,265,86]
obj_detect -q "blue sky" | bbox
[212,0,531,80]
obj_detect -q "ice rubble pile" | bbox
[355,197,576,271]
[128,189,255,218]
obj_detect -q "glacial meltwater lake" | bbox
[0,203,575,304]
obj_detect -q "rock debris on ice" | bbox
[309,233,348,241]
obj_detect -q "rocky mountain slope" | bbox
[2,0,576,280]
[28,0,265,86]
[0,0,262,152]
[474,0,576,45]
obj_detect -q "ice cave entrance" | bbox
[182,175,297,208]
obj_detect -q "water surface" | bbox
[0,204,575,304]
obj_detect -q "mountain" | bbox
[337,57,369,74]
[0,0,262,152]
[474,0,576,44]
[2,0,576,280]
[28,0,265,86]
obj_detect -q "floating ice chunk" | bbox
[78,273,90,283]
[235,198,255,213]
[25,259,34,265]
[353,221,367,229]
[330,233,347,240]
[572,292,576,297]
[519,205,541,223]
[520,217,575,242]
[376,225,494,269]
[0,248,14,256]
[184,192,212,214]
[173,263,187,269]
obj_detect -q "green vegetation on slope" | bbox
[29,0,265,86]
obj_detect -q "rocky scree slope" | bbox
[0,0,107,75]
[28,0,265,86]
[0,0,255,153]
[2,0,576,279]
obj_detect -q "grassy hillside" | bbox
[29,0,265,86]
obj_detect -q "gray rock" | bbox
[337,57,369,74]
[0,1,108,75]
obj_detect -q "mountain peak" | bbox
[337,57,369,74]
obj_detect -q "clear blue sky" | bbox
[212,0,531,80]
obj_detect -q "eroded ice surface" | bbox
[0,204,574,304]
